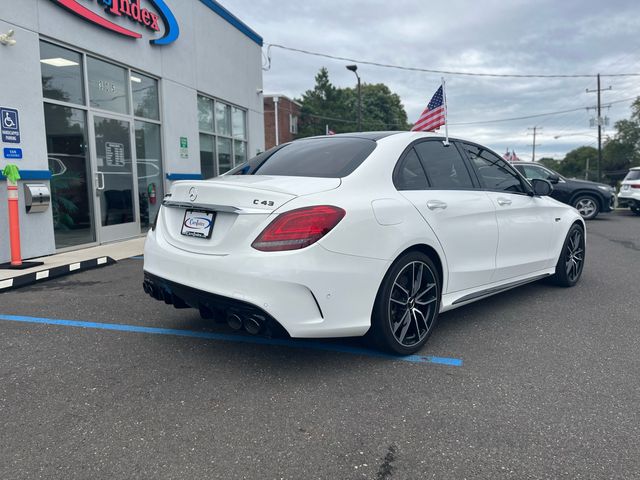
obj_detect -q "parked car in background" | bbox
[617,167,640,215]
[144,132,586,355]
[512,162,615,220]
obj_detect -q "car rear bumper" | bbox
[143,228,390,338]
[617,192,640,208]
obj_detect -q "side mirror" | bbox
[547,174,560,184]
[531,178,553,196]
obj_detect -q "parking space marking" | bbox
[0,314,462,367]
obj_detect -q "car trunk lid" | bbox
[159,176,341,255]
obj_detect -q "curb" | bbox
[0,256,117,292]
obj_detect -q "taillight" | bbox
[631,184,640,189]
[252,205,346,252]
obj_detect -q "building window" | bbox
[289,114,298,134]
[87,56,130,115]
[198,94,248,178]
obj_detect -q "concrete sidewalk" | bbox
[0,237,145,291]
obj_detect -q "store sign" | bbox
[105,142,125,167]
[49,0,180,45]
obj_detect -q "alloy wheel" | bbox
[565,228,584,282]
[575,198,597,218]
[388,261,438,347]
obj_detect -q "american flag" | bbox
[411,85,445,132]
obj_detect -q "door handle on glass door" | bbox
[497,197,512,206]
[96,172,105,192]
[427,200,448,210]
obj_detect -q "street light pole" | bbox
[346,64,362,132]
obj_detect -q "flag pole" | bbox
[442,76,449,145]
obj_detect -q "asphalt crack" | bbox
[376,445,397,479]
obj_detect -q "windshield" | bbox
[227,137,377,178]
[624,170,640,181]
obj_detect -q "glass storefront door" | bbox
[91,114,140,242]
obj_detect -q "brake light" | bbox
[631,184,640,189]
[252,205,346,252]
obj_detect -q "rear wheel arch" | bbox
[399,244,442,284]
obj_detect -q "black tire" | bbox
[551,224,585,287]
[369,251,441,355]
[572,195,600,220]
[631,206,640,216]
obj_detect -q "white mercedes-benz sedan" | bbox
[143,132,585,354]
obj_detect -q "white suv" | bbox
[618,167,640,215]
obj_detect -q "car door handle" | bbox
[427,200,448,210]
[496,197,512,206]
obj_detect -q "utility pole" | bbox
[586,74,611,182]
[527,126,542,162]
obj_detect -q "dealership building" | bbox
[0,0,264,263]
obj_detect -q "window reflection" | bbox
[40,41,85,105]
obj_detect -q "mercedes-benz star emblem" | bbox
[188,187,198,202]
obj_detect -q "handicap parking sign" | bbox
[1,107,20,143]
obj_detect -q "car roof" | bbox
[301,131,473,142]
[303,131,405,141]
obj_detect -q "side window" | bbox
[464,144,527,194]
[414,141,474,189]
[522,165,548,180]
[394,148,429,190]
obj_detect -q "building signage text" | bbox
[49,0,180,45]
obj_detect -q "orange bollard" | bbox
[2,164,22,266]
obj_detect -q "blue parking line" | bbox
[0,314,462,367]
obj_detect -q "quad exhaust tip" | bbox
[226,312,243,331]
[226,312,264,335]
[243,315,263,335]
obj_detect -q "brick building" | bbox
[264,95,300,149]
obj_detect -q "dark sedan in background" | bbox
[513,162,615,220]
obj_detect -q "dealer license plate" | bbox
[181,210,215,239]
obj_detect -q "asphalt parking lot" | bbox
[1,211,639,479]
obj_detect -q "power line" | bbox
[301,96,640,130]
[266,44,640,79]
[449,96,638,126]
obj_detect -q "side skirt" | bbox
[443,272,553,310]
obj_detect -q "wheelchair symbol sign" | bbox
[1,107,20,143]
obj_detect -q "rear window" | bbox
[228,138,376,178]
[624,170,640,181]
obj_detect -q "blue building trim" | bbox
[0,170,52,181]
[166,173,203,181]
[199,0,263,46]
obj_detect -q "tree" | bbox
[298,68,411,137]
[602,97,640,183]
[537,157,559,171]
[557,146,598,180]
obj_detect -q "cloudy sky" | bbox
[229,0,640,160]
